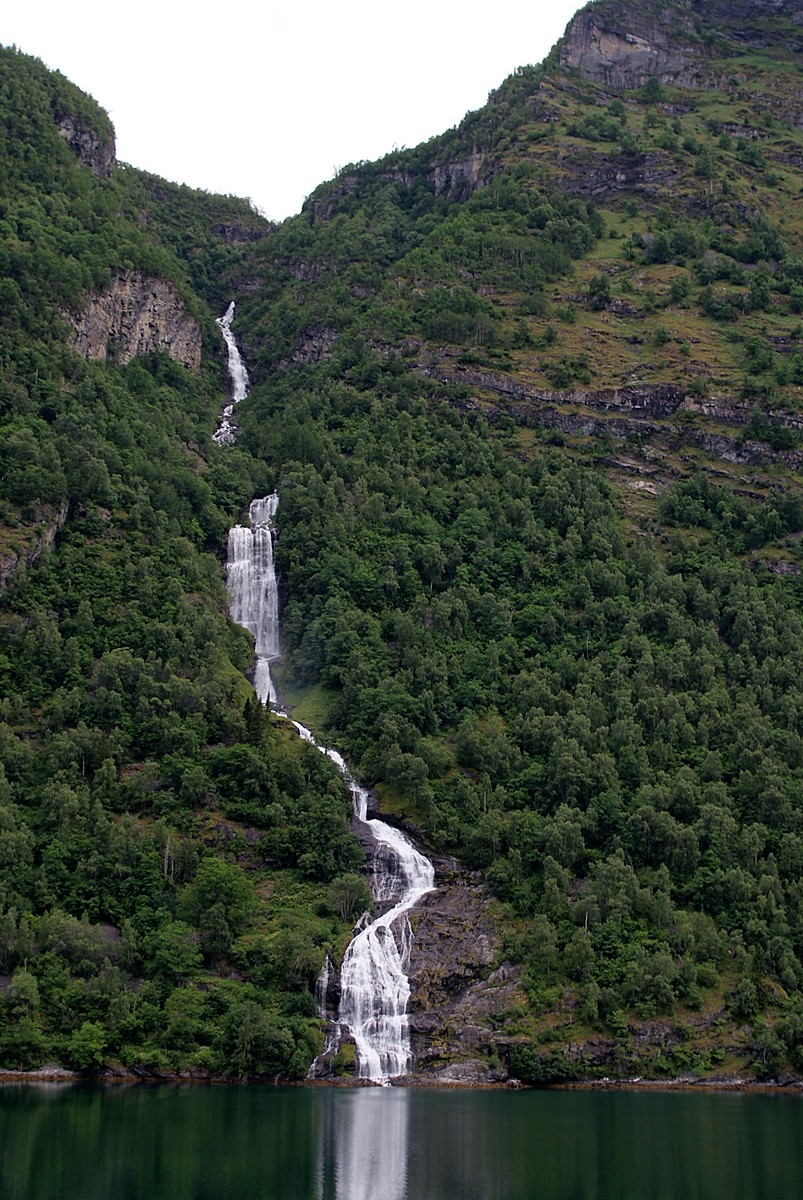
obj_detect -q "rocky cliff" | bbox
[55,110,115,177]
[421,362,803,475]
[430,149,496,202]
[0,504,68,590]
[69,271,202,370]
[560,0,803,89]
[406,859,522,1083]
[693,0,803,17]
[560,3,704,89]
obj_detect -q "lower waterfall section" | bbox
[337,783,435,1080]
[224,495,435,1081]
[337,840,434,1079]
[296,736,435,1081]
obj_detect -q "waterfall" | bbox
[338,796,435,1080]
[226,496,281,705]
[219,312,435,1083]
[213,301,250,444]
[296,730,435,1082]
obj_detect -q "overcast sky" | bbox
[4,0,584,221]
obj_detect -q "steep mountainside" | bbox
[0,47,364,1080]
[5,0,803,1085]
[222,0,803,1083]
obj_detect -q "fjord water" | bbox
[3,1084,803,1200]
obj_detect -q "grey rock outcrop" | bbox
[559,0,803,90]
[556,149,681,202]
[431,150,494,201]
[692,0,803,17]
[766,559,802,575]
[279,323,338,367]
[70,271,201,370]
[0,504,68,590]
[421,360,803,469]
[406,859,522,1080]
[306,147,496,223]
[209,222,273,244]
[55,112,116,177]
[560,3,703,88]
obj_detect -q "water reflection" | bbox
[318,1088,408,1200]
[2,1083,803,1200]
[316,1086,803,1200]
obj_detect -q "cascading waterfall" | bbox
[217,308,435,1083]
[213,301,250,444]
[338,794,435,1080]
[295,732,435,1082]
[226,495,281,705]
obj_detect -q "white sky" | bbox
[4,0,584,222]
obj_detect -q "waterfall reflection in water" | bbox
[4,1084,803,1200]
[317,1088,408,1200]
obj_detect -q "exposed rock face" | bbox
[310,825,519,1083]
[285,259,331,283]
[430,150,494,201]
[692,0,803,17]
[766,559,802,575]
[70,271,201,371]
[55,112,115,177]
[0,504,68,589]
[559,2,704,89]
[279,323,338,367]
[556,149,681,202]
[421,362,803,470]
[210,222,272,244]
[560,0,803,90]
[405,857,522,1081]
[306,148,496,222]
[424,363,691,417]
[305,174,362,220]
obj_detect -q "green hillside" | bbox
[4,0,803,1083]
[0,46,361,1078]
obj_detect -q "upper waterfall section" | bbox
[214,301,250,444]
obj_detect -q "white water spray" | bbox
[338,794,435,1080]
[214,301,250,444]
[295,728,435,1081]
[218,316,435,1083]
[226,495,281,705]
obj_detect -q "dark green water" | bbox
[1,1083,801,1200]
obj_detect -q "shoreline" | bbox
[2,1064,803,1095]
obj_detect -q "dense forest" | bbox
[0,47,363,1076]
[4,0,803,1083]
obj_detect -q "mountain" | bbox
[0,46,358,1080]
[4,0,803,1084]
